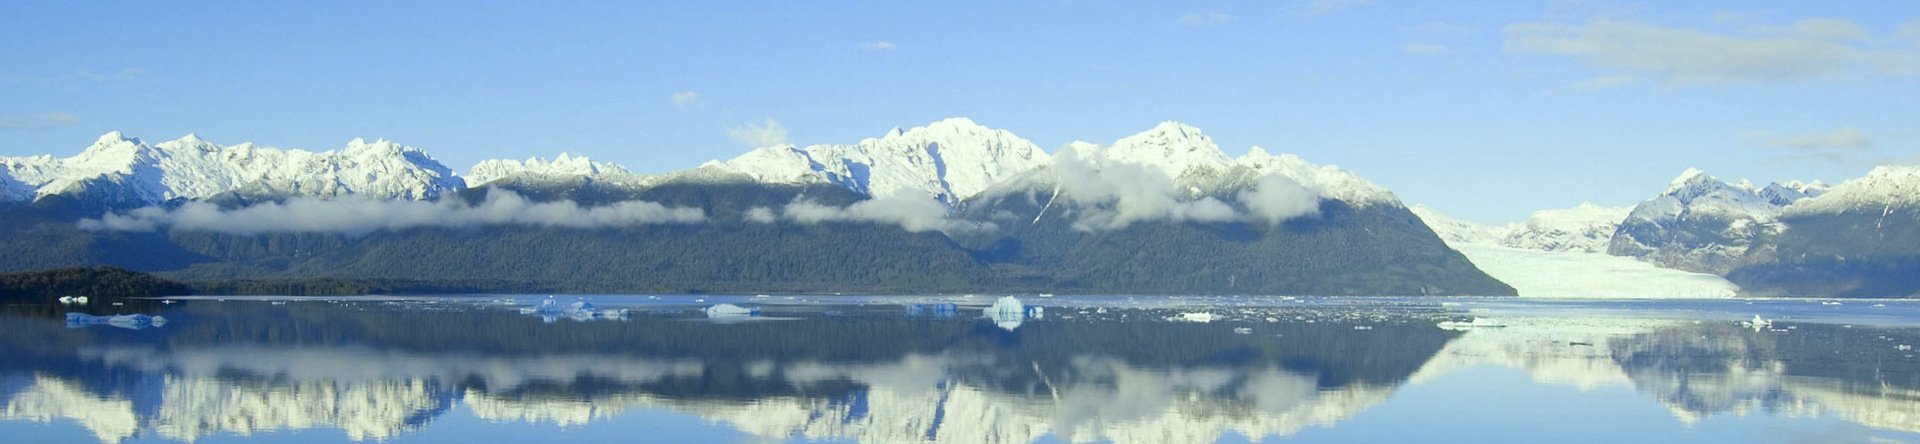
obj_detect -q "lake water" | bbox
[5,295,1920,443]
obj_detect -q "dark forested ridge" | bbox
[0,267,190,300]
[0,183,1518,296]
[1728,207,1920,298]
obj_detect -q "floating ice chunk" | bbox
[1233,327,1253,335]
[1177,312,1216,323]
[906,303,959,318]
[1437,317,1506,330]
[705,303,759,318]
[521,296,626,322]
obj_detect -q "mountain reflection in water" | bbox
[3,296,1920,443]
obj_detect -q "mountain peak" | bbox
[1104,121,1230,180]
[1667,168,1712,187]
[93,131,132,145]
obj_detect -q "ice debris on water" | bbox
[520,296,629,323]
[906,303,959,319]
[705,303,761,318]
[1437,317,1506,330]
[66,313,166,330]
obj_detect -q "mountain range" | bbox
[3,118,1915,297]
[0,119,1509,296]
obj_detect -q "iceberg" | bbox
[704,304,760,318]
[65,313,167,330]
[983,296,1039,331]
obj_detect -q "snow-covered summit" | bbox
[1410,202,1629,253]
[1104,121,1234,182]
[0,132,463,204]
[466,153,641,187]
[696,117,1050,204]
[1785,165,1920,215]
[1628,169,1819,224]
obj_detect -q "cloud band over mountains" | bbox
[78,190,706,235]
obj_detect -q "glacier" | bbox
[1413,204,1738,298]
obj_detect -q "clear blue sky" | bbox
[3,1,1916,223]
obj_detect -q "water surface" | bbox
[4,295,1919,443]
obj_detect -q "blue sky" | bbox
[3,0,1917,223]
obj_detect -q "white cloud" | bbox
[861,41,898,51]
[1239,175,1320,225]
[743,206,777,223]
[77,190,704,235]
[0,112,79,130]
[1177,12,1236,27]
[779,194,992,233]
[1756,128,1874,151]
[1506,19,1920,85]
[727,118,789,148]
[1400,43,1448,55]
[669,91,700,106]
[1047,146,1316,231]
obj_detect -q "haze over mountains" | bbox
[2,118,1916,297]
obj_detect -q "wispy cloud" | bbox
[861,41,898,52]
[1756,128,1874,151]
[1400,43,1449,55]
[78,190,705,235]
[669,91,701,106]
[770,194,993,233]
[1578,75,1639,90]
[1177,12,1237,27]
[0,112,80,130]
[1507,19,1920,85]
[74,68,146,84]
[1302,0,1373,16]
[728,118,789,148]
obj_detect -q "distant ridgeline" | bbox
[0,120,1513,296]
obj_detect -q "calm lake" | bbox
[5,295,1920,443]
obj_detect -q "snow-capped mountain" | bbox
[1502,203,1630,253]
[1411,202,1629,254]
[0,132,463,205]
[1610,169,1825,274]
[1784,165,1918,215]
[690,117,1050,204]
[466,153,644,188]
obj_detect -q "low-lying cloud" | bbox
[748,194,993,233]
[78,190,705,235]
[1049,147,1320,231]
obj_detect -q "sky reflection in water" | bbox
[4,295,1920,443]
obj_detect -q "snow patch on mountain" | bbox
[0,132,463,204]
